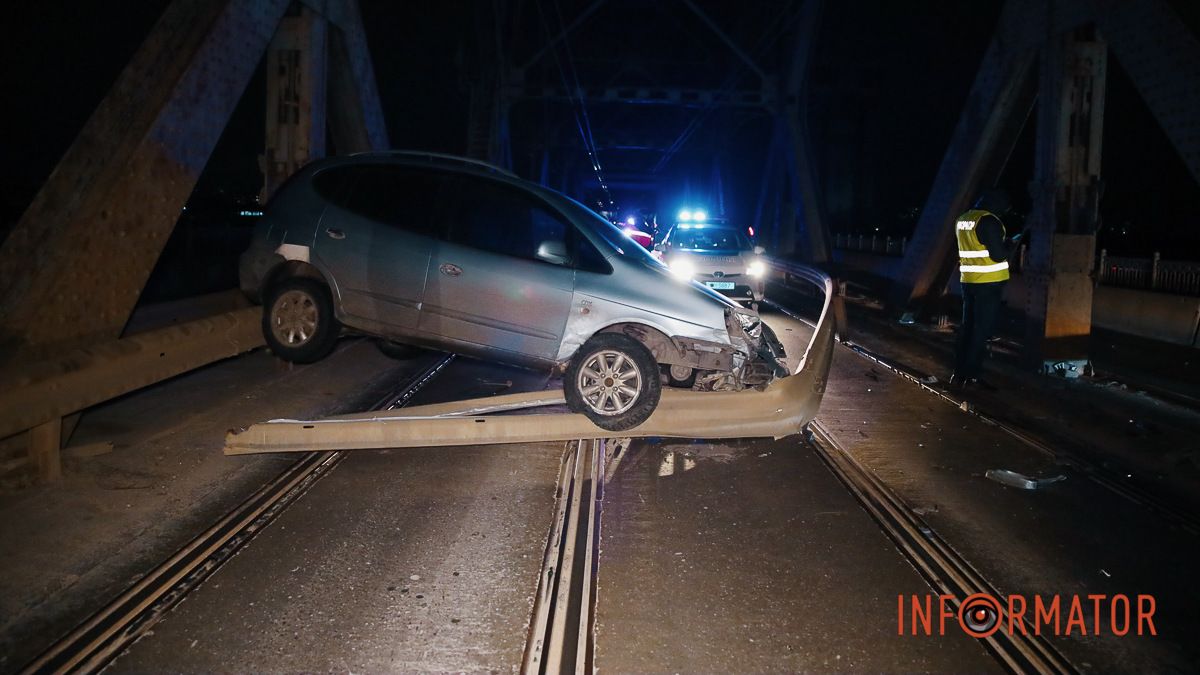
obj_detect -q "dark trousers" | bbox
[954,281,1006,379]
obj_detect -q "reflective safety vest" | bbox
[955,209,1010,284]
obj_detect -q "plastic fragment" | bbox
[985,469,1066,490]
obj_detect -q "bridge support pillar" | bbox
[1023,26,1106,375]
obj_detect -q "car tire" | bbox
[376,339,423,360]
[262,277,340,363]
[565,333,661,431]
[666,364,697,388]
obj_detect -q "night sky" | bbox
[2,1,1197,258]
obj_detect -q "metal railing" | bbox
[832,232,907,257]
[1097,250,1200,296]
[831,235,1199,296]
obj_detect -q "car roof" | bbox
[312,151,520,180]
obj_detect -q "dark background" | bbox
[2,0,1197,288]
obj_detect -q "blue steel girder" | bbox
[317,0,390,153]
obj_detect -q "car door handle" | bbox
[325,227,345,240]
[439,263,462,277]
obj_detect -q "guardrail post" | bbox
[29,418,62,482]
[1151,251,1161,290]
[1097,248,1107,285]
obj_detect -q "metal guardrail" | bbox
[832,235,1199,296]
[832,232,907,257]
[1097,250,1200,296]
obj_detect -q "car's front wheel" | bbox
[565,333,661,431]
[262,277,340,363]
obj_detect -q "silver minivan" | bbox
[240,152,785,430]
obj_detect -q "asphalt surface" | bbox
[111,358,566,672]
[592,309,996,672]
[814,329,1200,672]
[46,297,1194,673]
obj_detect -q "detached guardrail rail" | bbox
[224,265,836,454]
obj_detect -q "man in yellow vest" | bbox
[950,190,1026,388]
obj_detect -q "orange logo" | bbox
[898,594,1157,637]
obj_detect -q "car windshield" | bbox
[669,226,751,252]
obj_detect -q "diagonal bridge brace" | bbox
[225,267,834,455]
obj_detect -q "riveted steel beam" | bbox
[1099,0,1200,184]
[888,0,1040,312]
[263,6,329,201]
[322,0,390,153]
[889,0,1200,313]
[1023,26,1107,369]
[0,0,291,362]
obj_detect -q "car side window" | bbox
[313,165,443,236]
[448,177,570,265]
[574,234,612,274]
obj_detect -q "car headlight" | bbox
[746,259,767,278]
[669,258,695,280]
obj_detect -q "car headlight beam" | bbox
[746,259,767,278]
[669,258,695,280]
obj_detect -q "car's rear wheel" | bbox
[565,333,661,431]
[262,277,339,363]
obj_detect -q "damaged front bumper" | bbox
[705,306,790,391]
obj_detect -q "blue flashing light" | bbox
[626,215,637,226]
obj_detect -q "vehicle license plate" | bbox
[705,282,735,290]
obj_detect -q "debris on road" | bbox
[985,469,1066,490]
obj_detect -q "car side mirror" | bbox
[754,246,765,255]
[537,240,570,265]
[653,243,664,252]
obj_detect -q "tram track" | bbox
[767,292,1200,537]
[805,422,1076,674]
[522,438,605,675]
[25,281,1180,674]
[20,352,456,674]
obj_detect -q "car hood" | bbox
[580,254,737,332]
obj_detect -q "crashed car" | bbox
[240,151,786,431]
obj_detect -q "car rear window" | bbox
[312,164,445,236]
